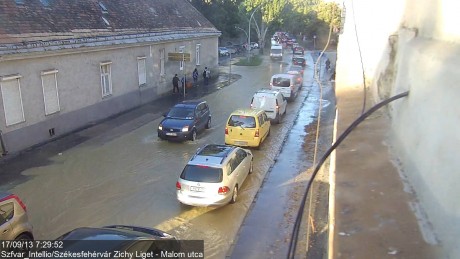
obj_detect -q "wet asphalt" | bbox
[0,50,335,259]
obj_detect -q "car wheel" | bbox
[205,118,211,129]
[230,185,238,204]
[249,159,254,174]
[276,113,281,124]
[190,129,197,141]
[13,234,33,252]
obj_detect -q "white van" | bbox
[250,89,287,124]
[270,45,283,60]
[269,74,300,101]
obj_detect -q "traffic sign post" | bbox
[168,52,191,98]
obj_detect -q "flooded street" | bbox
[0,51,335,258]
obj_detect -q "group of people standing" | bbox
[172,67,211,94]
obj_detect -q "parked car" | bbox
[176,144,253,206]
[269,73,301,101]
[233,44,246,53]
[288,65,304,77]
[250,89,287,124]
[158,100,211,142]
[293,46,304,55]
[226,46,237,55]
[50,225,178,254]
[0,192,34,245]
[225,109,271,149]
[292,55,306,67]
[250,42,259,49]
[218,47,229,56]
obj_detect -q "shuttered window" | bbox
[196,44,201,66]
[41,70,60,115]
[160,49,165,76]
[137,57,146,87]
[1,75,25,126]
[100,62,112,97]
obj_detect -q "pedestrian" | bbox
[203,67,209,86]
[172,74,180,94]
[325,59,331,71]
[192,68,199,87]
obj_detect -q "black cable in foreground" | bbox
[287,91,409,259]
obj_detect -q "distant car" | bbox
[292,56,306,67]
[270,73,301,101]
[226,46,237,55]
[225,109,271,149]
[233,44,245,53]
[250,42,259,49]
[293,46,304,55]
[158,100,211,142]
[288,65,304,77]
[51,225,178,254]
[250,89,287,124]
[218,47,229,56]
[176,144,253,206]
[0,192,34,245]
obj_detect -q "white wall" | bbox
[336,0,460,257]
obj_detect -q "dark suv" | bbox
[292,56,306,67]
[158,100,211,141]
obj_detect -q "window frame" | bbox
[160,49,165,76]
[41,69,60,115]
[195,44,201,66]
[100,61,113,97]
[137,57,147,87]
[1,74,25,126]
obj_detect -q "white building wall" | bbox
[336,0,460,257]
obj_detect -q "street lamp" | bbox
[313,35,317,50]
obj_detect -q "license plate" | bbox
[166,132,177,136]
[190,186,204,192]
[235,141,248,146]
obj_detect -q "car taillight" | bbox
[255,129,259,137]
[225,127,228,134]
[218,186,230,195]
[176,181,181,190]
[10,194,27,211]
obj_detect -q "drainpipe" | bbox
[0,130,7,156]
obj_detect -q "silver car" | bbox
[176,144,253,206]
[0,192,34,244]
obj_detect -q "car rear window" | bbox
[181,165,223,183]
[228,115,256,128]
[272,77,291,87]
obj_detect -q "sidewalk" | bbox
[332,85,440,258]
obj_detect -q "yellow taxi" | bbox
[225,109,271,149]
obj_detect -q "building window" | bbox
[137,57,146,87]
[160,49,165,76]
[41,69,60,115]
[100,62,112,97]
[196,44,201,66]
[1,74,25,126]
[179,46,185,71]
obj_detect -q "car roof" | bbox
[271,73,295,79]
[254,89,280,95]
[230,108,264,116]
[174,100,204,108]
[189,144,236,166]
[59,226,169,240]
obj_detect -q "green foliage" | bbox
[234,55,263,66]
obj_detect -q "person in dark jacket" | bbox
[192,68,199,87]
[172,74,180,93]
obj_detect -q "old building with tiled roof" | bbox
[0,0,220,154]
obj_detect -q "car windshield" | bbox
[228,115,256,128]
[167,107,194,119]
[181,165,223,183]
[272,77,291,87]
[271,49,282,54]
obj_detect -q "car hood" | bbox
[161,118,193,129]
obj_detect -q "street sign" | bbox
[168,52,191,62]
